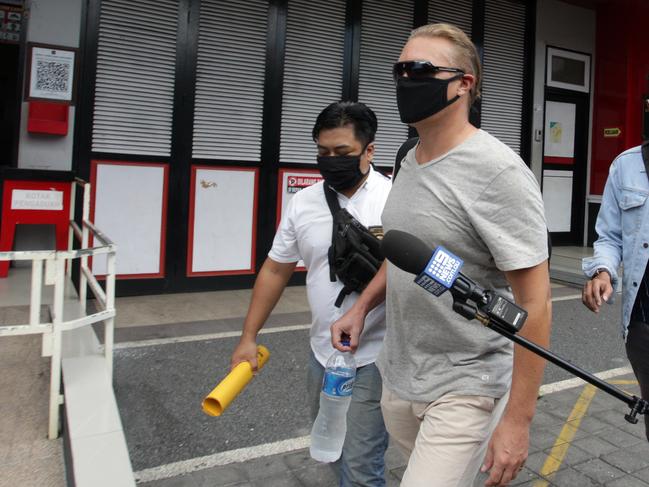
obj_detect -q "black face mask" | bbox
[317,152,369,191]
[396,74,463,124]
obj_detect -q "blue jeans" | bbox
[307,351,389,487]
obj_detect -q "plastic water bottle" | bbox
[309,342,356,462]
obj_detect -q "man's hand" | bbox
[331,307,366,353]
[481,414,530,486]
[582,271,613,313]
[230,339,259,372]
[331,262,387,353]
[485,261,549,486]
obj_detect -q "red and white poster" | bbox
[276,169,323,271]
[276,169,323,226]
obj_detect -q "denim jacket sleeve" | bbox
[582,160,622,289]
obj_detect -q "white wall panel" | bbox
[543,170,573,232]
[188,167,257,275]
[92,162,167,276]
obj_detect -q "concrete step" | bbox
[549,246,592,287]
[550,266,589,287]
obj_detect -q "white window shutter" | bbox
[480,0,526,154]
[280,0,346,164]
[358,0,413,167]
[93,0,178,156]
[192,0,268,161]
[428,0,473,36]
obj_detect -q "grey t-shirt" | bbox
[377,129,548,403]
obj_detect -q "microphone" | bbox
[381,229,527,333]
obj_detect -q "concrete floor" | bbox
[0,332,66,487]
[0,249,598,486]
[113,285,310,328]
[0,267,310,487]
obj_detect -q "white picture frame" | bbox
[546,47,591,94]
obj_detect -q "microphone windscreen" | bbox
[381,230,432,275]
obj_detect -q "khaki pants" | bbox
[381,387,509,487]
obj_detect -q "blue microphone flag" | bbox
[414,246,463,296]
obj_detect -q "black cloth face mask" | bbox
[396,74,463,124]
[317,150,369,191]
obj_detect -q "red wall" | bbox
[590,0,649,195]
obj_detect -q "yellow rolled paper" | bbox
[202,345,270,417]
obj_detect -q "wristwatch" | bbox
[592,268,610,280]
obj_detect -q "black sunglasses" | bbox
[393,61,465,82]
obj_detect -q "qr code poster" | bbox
[27,44,77,103]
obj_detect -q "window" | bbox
[546,47,590,93]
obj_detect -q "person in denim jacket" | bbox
[582,142,649,441]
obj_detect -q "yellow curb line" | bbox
[610,379,640,396]
[532,384,597,487]
[532,378,639,486]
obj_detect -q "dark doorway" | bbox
[542,89,590,246]
[0,41,20,167]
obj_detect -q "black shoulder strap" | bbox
[642,141,649,182]
[323,182,341,215]
[393,137,419,181]
[324,183,341,283]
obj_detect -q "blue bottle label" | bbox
[322,372,354,397]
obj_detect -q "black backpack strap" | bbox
[393,137,419,181]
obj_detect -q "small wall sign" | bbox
[11,189,64,210]
[603,128,622,138]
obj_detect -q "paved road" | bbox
[113,291,630,475]
[543,296,627,384]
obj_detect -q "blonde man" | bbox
[332,24,551,487]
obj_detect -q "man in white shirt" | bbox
[230,101,392,486]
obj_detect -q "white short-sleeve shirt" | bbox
[269,166,392,367]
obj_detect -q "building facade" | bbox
[1,0,647,295]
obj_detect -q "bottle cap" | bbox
[341,339,350,347]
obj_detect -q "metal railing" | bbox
[0,178,117,439]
